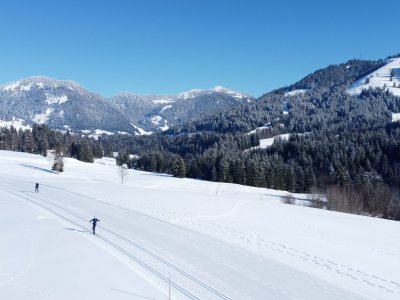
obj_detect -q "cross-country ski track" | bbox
[1,151,399,299]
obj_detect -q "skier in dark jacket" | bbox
[35,183,39,192]
[90,217,100,235]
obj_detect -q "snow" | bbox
[79,129,127,140]
[87,129,115,140]
[213,85,227,93]
[130,123,153,136]
[178,86,250,101]
[348,58,400,97]
[32,108,53,124]
[1,150,399,299]
[151,116,163,126]
[248,133,291,150]
[1,81,21,91]
[161,105,173,112]
[151,116,169,131]
[212,86,247,99]
[152,99,175,104]
[247,123,271,135]
[45,94,69,105]
[158,120,169,131]
[0,118,32,131]
[284,89,308,97]
[20,83,33,91]
[282,101,289,115]
[392,112,400,122]
[178,89,202,100]
[93,129,114,135]
[247,133,310,151]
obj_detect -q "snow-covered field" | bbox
[248,133,310,151]
[248,133,291,151]
[284,89,308,97]
[0,118,31,131]
[348,58,400,96]
[0,151,399,300]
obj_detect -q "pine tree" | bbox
[172,156,186,178]
[178,158,186,178]
[79,141,94,163]
[217,159,229,182]
[211,166,217,181]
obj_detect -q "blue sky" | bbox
[0,0,399,97]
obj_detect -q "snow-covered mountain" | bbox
[110,86,253,134]
[348,57,400,96]
[0,76,130,133]
[0,76,253,135]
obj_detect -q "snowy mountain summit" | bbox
[0,77,253,134]
[178,85,250,100]
[348,57,400,96]
[0,76,85,94]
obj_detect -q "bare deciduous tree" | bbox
[281,193,296,205]
[118,165,129,184]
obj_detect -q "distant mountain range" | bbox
[0,76,253,135]
[1,54,399,137]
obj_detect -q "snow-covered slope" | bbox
[0,76,253,134]
[0,118,32,131]
[348,57,400,96]
[250,133,291,150]
[0,151,399,299]
[178,86,250,101]
[284,89,308,97]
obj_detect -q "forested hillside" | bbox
[1,56,400,220]
[109,57,400,219]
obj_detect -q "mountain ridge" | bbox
[0,76,253,135]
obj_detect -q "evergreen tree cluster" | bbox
[0,124,104,163]
[1,56,400,220]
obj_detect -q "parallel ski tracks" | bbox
[0,183,231,300]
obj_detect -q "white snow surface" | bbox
[160,105,173,112]
[282,101,289,115]
[150,116,169,131]
[85,129,115,140]
[152,99,176,104]
[32,108,53,124]
[151,116,163,126]
[178,86,249,100]
[79,129,129,140]
[248,133,291,151]
[158,120,169,131]
[392,112,400,122]
[0,151,399,300]
[0,118,32,131]
[1,76,84,94]
[284,89,308,97]
[348,58,400,96]
[45,94,69,105]
[247,123,271,135]
[1,81,21,91]
[248,133,311,151]
[130,123,153,136]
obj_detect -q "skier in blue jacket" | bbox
[90,217,100,235]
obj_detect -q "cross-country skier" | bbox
[35,183,39,192]
[90,217,100,235]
